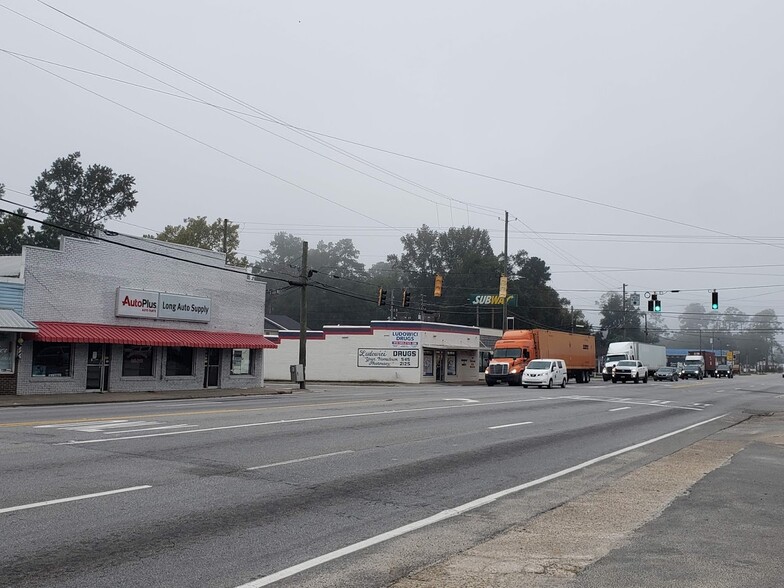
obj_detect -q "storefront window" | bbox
[230,349,253,375]
[0,333,14,374]
[423,350,434,376]
[32,342,72,377]
[166,346,193,376]
[122,345,154,377]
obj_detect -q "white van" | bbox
[522,358,568,389]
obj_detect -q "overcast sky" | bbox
[2,1,783,331]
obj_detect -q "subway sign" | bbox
[469,294,517,306]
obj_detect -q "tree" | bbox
[254,233,378,329]
[596,291,655,355]
[0,185,37,255]
[508,250,575,332]
[31,152,137,249]
[148,216,248,267]
[398,225,501,326]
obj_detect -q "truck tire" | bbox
[602,375,610,382]
[611,377,617,383]
[634,374,639,383]
[522,385,528,389]
[643,374,648,383]
[585,372,591,382]
[486,379,496,387]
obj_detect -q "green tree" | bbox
[254,233,378,329]
[507,250,576,332]
[398,225,501,326]
[0,184,36,254]
[148,216,248,267]
[596,292,648,353]
[31,152,137,248]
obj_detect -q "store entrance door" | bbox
[203,349,221,388]
[435,350,446,382]
[86,343,111,391]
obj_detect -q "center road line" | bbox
[609,407,631,412]
[235,414,730,587]
[0,485,151,515]
[54,397,561,445]
[488,421,533,430]
[247,450,354,471]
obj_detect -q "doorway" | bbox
[86,343,111,391]
[435,350,446,382]
[203,348,221,388]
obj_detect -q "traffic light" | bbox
[711,291,719,310]
[377,288,387,306]
[654,298,662,312]
[401,288,411,307]
[648,300,654,312]
[434,274,443,297]
[499,275,508,298]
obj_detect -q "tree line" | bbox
[2,152,780,362]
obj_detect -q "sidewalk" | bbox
[391,412,784,588]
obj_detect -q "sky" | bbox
[2,1,784,334]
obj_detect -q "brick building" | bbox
[8,233,275,395]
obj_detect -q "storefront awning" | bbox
[0,309,38,333]
[30,322,277,349]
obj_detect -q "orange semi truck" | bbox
[485,329,596,386]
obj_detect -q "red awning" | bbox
[30,322,277,349]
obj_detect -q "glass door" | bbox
[86,343,111,391]
[203,349,221,388]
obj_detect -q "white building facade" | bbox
[16,234,275,395]
[265,321,481,383]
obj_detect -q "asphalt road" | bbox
[1,375,782,587]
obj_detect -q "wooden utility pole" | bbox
[222,218,228,264]
[298,241,308,389]
[502,210,509,332]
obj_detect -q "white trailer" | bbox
[602,341,667,380]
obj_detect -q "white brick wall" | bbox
[17,235,269,394]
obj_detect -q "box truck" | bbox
[485,329,596,386]
[601,341,667,380]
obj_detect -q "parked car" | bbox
[653,366,679,382]
[522,358,568,389]
[612,360,648,383]
[716,364,734,378]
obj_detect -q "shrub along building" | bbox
[2,233,275,395]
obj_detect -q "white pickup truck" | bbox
[611,360,648,383]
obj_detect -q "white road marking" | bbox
[247,450,354,471]
[565,395,702,411]
[54,397,561,445]
[235,414,730,587]
[609,407,631,412]
[488,421,533,430]
[36,420,163,433]
[104,424,197,434]
[0,485,151,515]
[443,398,479,403]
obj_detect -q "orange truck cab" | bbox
[485,329,596,386]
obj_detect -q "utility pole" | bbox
[222,218,228,264]
[502,210,509,332]
[298,241,308,390]
[622,283,627,338]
